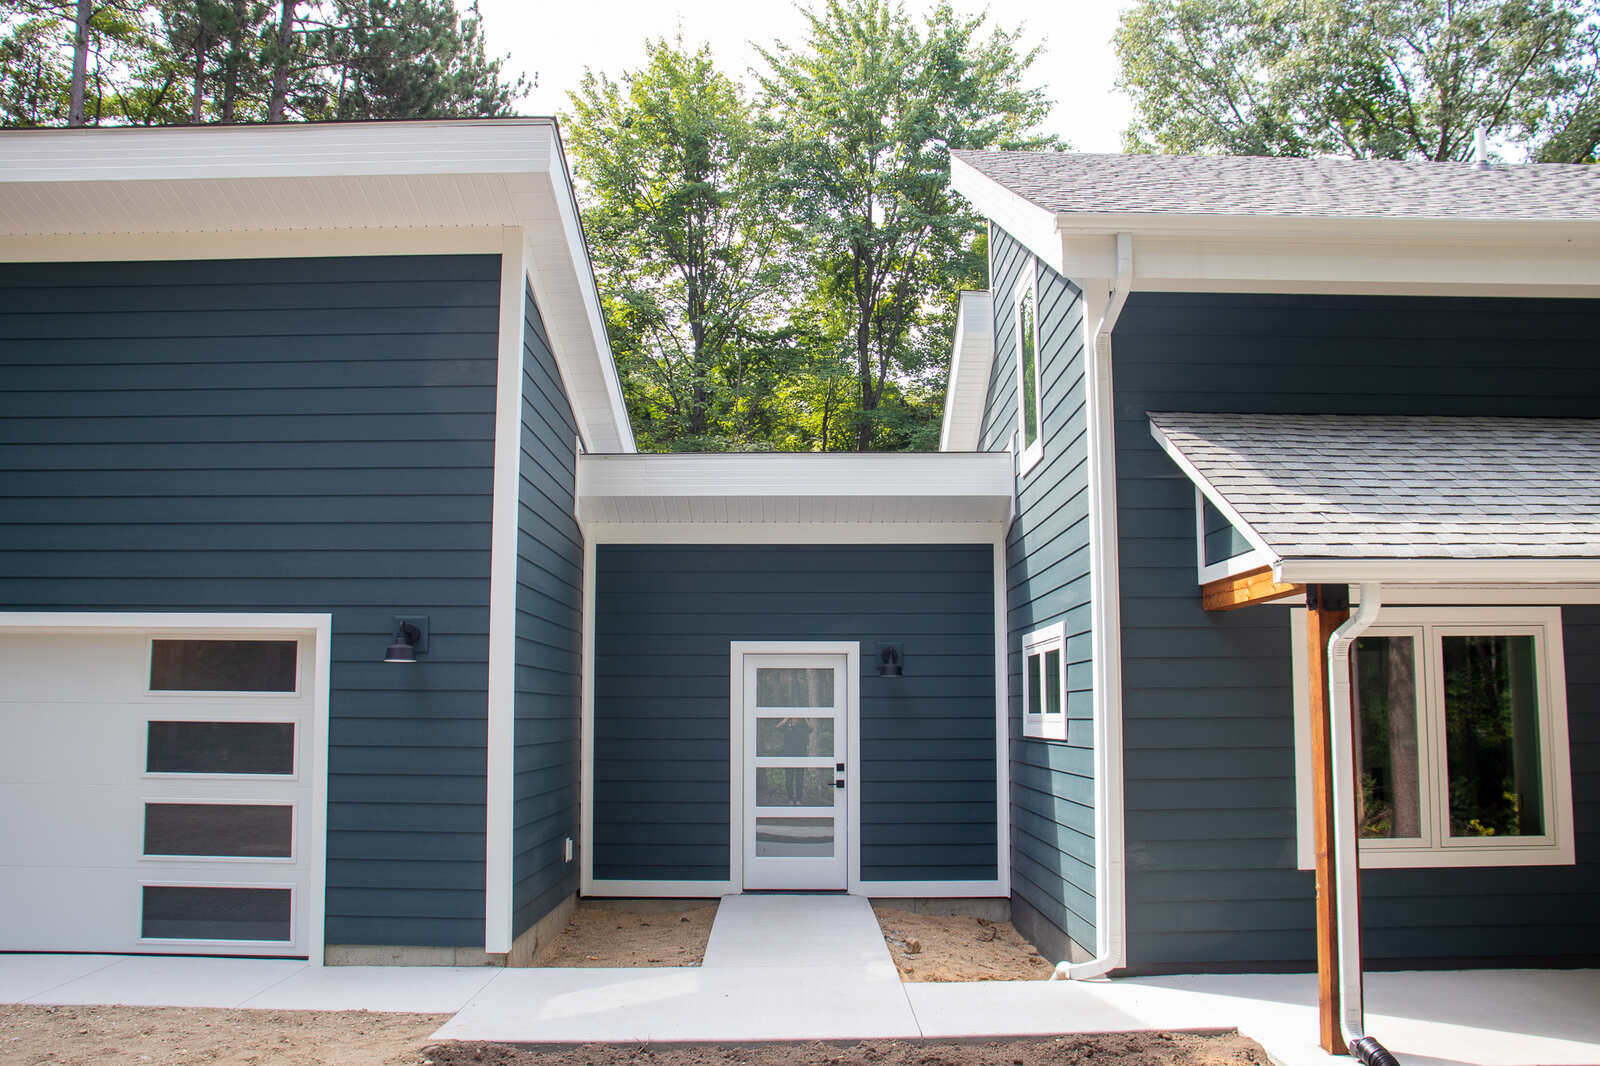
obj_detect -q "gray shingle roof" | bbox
[1148,413,1600,560]
[952,150,1600,222]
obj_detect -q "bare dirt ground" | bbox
[425,1034,1273,1065]
[873,905,1055,981]
[0,1004,447,1065]
[0,1006,1271,1066]
[531,900,719,967]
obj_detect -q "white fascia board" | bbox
[1276,558,1600,585]
[579,450,1013,499]
[0,119,556,183]
[949,156,1066,275]
[939,290,995,452]
[1146,420,1280,565]
[582,521,1009,544]
[1057,223,1600,297]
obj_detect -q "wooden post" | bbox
[1305,584,1349,1056]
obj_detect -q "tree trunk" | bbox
[1387,637,1421,838]
[67,0,91,127]
[268,0,297,122]
[220,0,247,123]
[191,36,207,124]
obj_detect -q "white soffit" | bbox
[576,451,1014,526]
[939,290,994,452]
[0,119,634,452]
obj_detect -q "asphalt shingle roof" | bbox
[952,150,1600,222]
[1148,413,1600,560]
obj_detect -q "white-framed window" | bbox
[1021,622,1067,740]
[1292,606,1574,869]
[1014,262,1043,475]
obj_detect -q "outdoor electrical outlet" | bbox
[564,837,574,863]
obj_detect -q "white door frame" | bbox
[729,641,861,894]
[0,611,331,965]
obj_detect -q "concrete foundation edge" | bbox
[1010,892,1092,966]
[324,892,578,967]
[868,897,1012,921]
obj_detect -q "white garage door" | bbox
[0,627,317,957]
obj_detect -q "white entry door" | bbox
[741,652,849,890]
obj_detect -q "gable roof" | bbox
[1148,412,1600,583]
[951,150,1600,224]
[0,118,634,452]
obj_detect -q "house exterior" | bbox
[0,120,1015,965]
[946,149,1600,1046]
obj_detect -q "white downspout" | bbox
[1054,232,1133,981]
[1327,583,1400,1065]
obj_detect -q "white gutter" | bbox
[1055,231,1133,981]
[1326,583,1400,1065]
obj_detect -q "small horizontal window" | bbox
[141,885,292,942]
[1022,622,1067,741]
[143,803,292,859]
[150,639,297,693]
[146,721,295,775]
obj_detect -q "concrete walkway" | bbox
[3,897,1597,1066]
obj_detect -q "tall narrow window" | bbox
[1015,266,1043,473]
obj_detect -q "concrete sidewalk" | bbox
[3,898,1596,1066]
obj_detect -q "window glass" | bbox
[141,886,291,942]
[143,803,292,858]
[755,817,835,858]
[1352,636,1423,840]
[756,718,834,757]
[755,668,833,708]
[1443,634,1545,837]
[755,767,833,808]
[1044,649,1062,715]
[146,721,295,775]
[1019,287,1038,447]
[150,640,296,692]
[1026,652,1042,716]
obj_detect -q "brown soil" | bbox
[531,899,719,967]
[426,1034,1272,1065]
[873,906,1055,982]
[0,1004,447,1066]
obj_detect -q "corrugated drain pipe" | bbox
[1051,233,1133,982]
[1328,583,1401,1066]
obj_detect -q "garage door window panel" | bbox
[142,802,294,860]
[140,885,293,943]
[149,639,298,694]
[145,721,297,776]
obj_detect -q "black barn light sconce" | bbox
[384,615,430,663]
[876,643,904,677]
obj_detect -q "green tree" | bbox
[1,0,151,126]
[759,0,1057,451]
[1116,0,1588,161]
[566,38,790,451]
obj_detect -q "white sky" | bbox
[472,0,1136,153]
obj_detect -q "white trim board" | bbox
[581,522,1008,545]
[0,611,332,965]
[940,290,995,453]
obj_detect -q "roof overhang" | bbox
[950,154,1600,297]
[939,290,994,452]
[0,119,634,451]
[1147,412,1600,597]
[576,451,1013,534]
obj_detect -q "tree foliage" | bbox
[0,0,525,126]
[567,2,1058,453]
[1115,0,1595,161]
[567,38,791,452]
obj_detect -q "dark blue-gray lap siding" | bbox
[592,544,997,883]
[0,254,500,949]
[1114,291,1600,969]
[511,281,582,936]
[982,227,1097,954]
